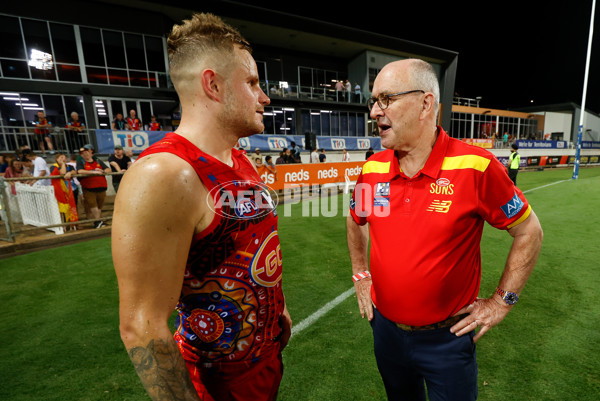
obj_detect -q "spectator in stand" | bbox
[3,158,24,195]
[354,83,362,103]
[310,147,319,163]
[254,156,264,168]
[22,149,50,186]
[335,80,345,101]
[112,113,127,130]
[342,148,350,162]
[124,148,136,163]
[77,144,111,228]
[319,148,327,163]
[127,109,142,131]
[34,111,55,155]
[345,80,352,102]
[0,155,8,173]
[108,145,132,193]
[2,157,25,223]
[366,147,375,160]
[50,153,78,229]
[67,153,81,208]
[275,149,287,164]
[290,141,301,163]
[148,115,161,131]
[65,111,86,151]
[265,155,277,180]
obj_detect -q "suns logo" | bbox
[250,231,283,287]
[430,182,455,195]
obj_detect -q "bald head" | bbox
[378,59,440,114]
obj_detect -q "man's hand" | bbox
[354,277,374,321]
[450,296,512,342]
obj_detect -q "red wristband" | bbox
[352,271,371,282]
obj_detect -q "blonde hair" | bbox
[167,13,251,91]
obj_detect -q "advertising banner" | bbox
[256,161,364,191]
[516,140,567,149]
[581,141,600,149]
[95,130,383,154]
[461,138,493,149]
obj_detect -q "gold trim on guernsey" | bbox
[507,204,532,229]
[440,155,491,172]
[362,160,391,174]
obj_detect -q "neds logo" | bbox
[285,169,309,182]
[345,166,362,178]
[318,167,338,179]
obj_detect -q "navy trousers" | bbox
[371,308,478,401]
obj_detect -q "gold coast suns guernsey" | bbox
[138,133,284,365]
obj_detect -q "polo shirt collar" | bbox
[387,126,449,180]
[420,126,449,179]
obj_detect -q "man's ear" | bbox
[420,92,435,119]
[201,69,223,102]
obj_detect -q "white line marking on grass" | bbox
[522,179,570,193]
[290,287,355,338]
[289,179,570,339]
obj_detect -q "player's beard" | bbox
[219,90,264,139]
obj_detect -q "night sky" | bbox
[247,1,599,113]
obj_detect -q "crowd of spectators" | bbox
[0,142,133,232]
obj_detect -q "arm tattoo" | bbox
[128,338,201,400]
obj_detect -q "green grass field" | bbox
[1,167,599,400]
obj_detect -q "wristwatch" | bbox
[495,287,519,305]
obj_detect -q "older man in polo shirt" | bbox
[347,59,543,401]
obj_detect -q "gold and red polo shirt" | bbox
[349,127,532,326]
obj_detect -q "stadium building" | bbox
[0,0,461,156]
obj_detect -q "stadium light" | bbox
[28,49,54,71]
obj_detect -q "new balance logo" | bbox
[427,200,452,213]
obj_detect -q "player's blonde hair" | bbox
[167,13,252,93]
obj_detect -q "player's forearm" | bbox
[500,211,543,294]
[346,216,369,274]
[126,336,201,401]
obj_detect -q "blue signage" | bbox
[94,130,383,154]
[516,140,568,149]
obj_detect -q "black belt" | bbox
[395,314,468,332]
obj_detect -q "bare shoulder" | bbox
[114,152,210,232]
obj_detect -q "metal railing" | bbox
[0,172,121,242]
[262,82,364,104]
[0,126,95,154]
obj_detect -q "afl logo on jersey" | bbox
[208,180,278,220]
[250,231,283,287]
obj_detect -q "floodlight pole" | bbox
[573,0,596,179]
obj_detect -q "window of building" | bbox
[0,15,168,87]
[301,109,366,137]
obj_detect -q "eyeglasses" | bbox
[367,90,425,111]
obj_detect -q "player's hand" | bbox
[450,297,512,342]
[354,277,373,321]
[278,305,292,350]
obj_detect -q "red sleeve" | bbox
[478,156,531,230]
[349,172,369,226]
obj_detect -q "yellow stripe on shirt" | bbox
[441,155,491,172]
[362,160,391,174]
[507,204,532,229]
